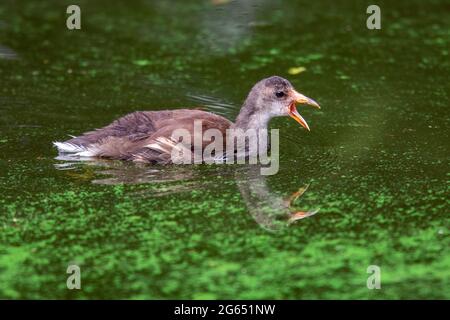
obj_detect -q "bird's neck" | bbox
[233,96,271,131]
[234,111,272,132]
[231,95,273,159]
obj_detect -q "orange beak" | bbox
[288,90,320,131]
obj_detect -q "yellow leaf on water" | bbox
[288,66,306,75]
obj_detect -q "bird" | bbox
[54,76,320,164]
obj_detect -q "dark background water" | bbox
[0,0,448,299]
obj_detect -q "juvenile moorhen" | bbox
[54,76,320,163]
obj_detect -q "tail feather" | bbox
[53,141,97,157]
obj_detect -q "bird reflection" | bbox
[54,158,318,231]
[55,156,196,188]
[235,165,318,232]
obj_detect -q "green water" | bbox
[0,0,449,299]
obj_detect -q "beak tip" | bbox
[310,101,321,110]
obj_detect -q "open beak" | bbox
[288,90,320,131]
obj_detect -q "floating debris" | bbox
[288,66,306,75]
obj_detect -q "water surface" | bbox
[0,0,448,299]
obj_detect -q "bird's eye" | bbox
[275,91,285,98]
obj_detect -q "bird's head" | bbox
[245,76,320,131]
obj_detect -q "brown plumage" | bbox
[54,76,320,164]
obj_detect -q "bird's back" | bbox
[54,109,233,163]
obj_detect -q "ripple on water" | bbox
[0,45,18,60]
[280,130,340,179]
[186,93,237,118]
